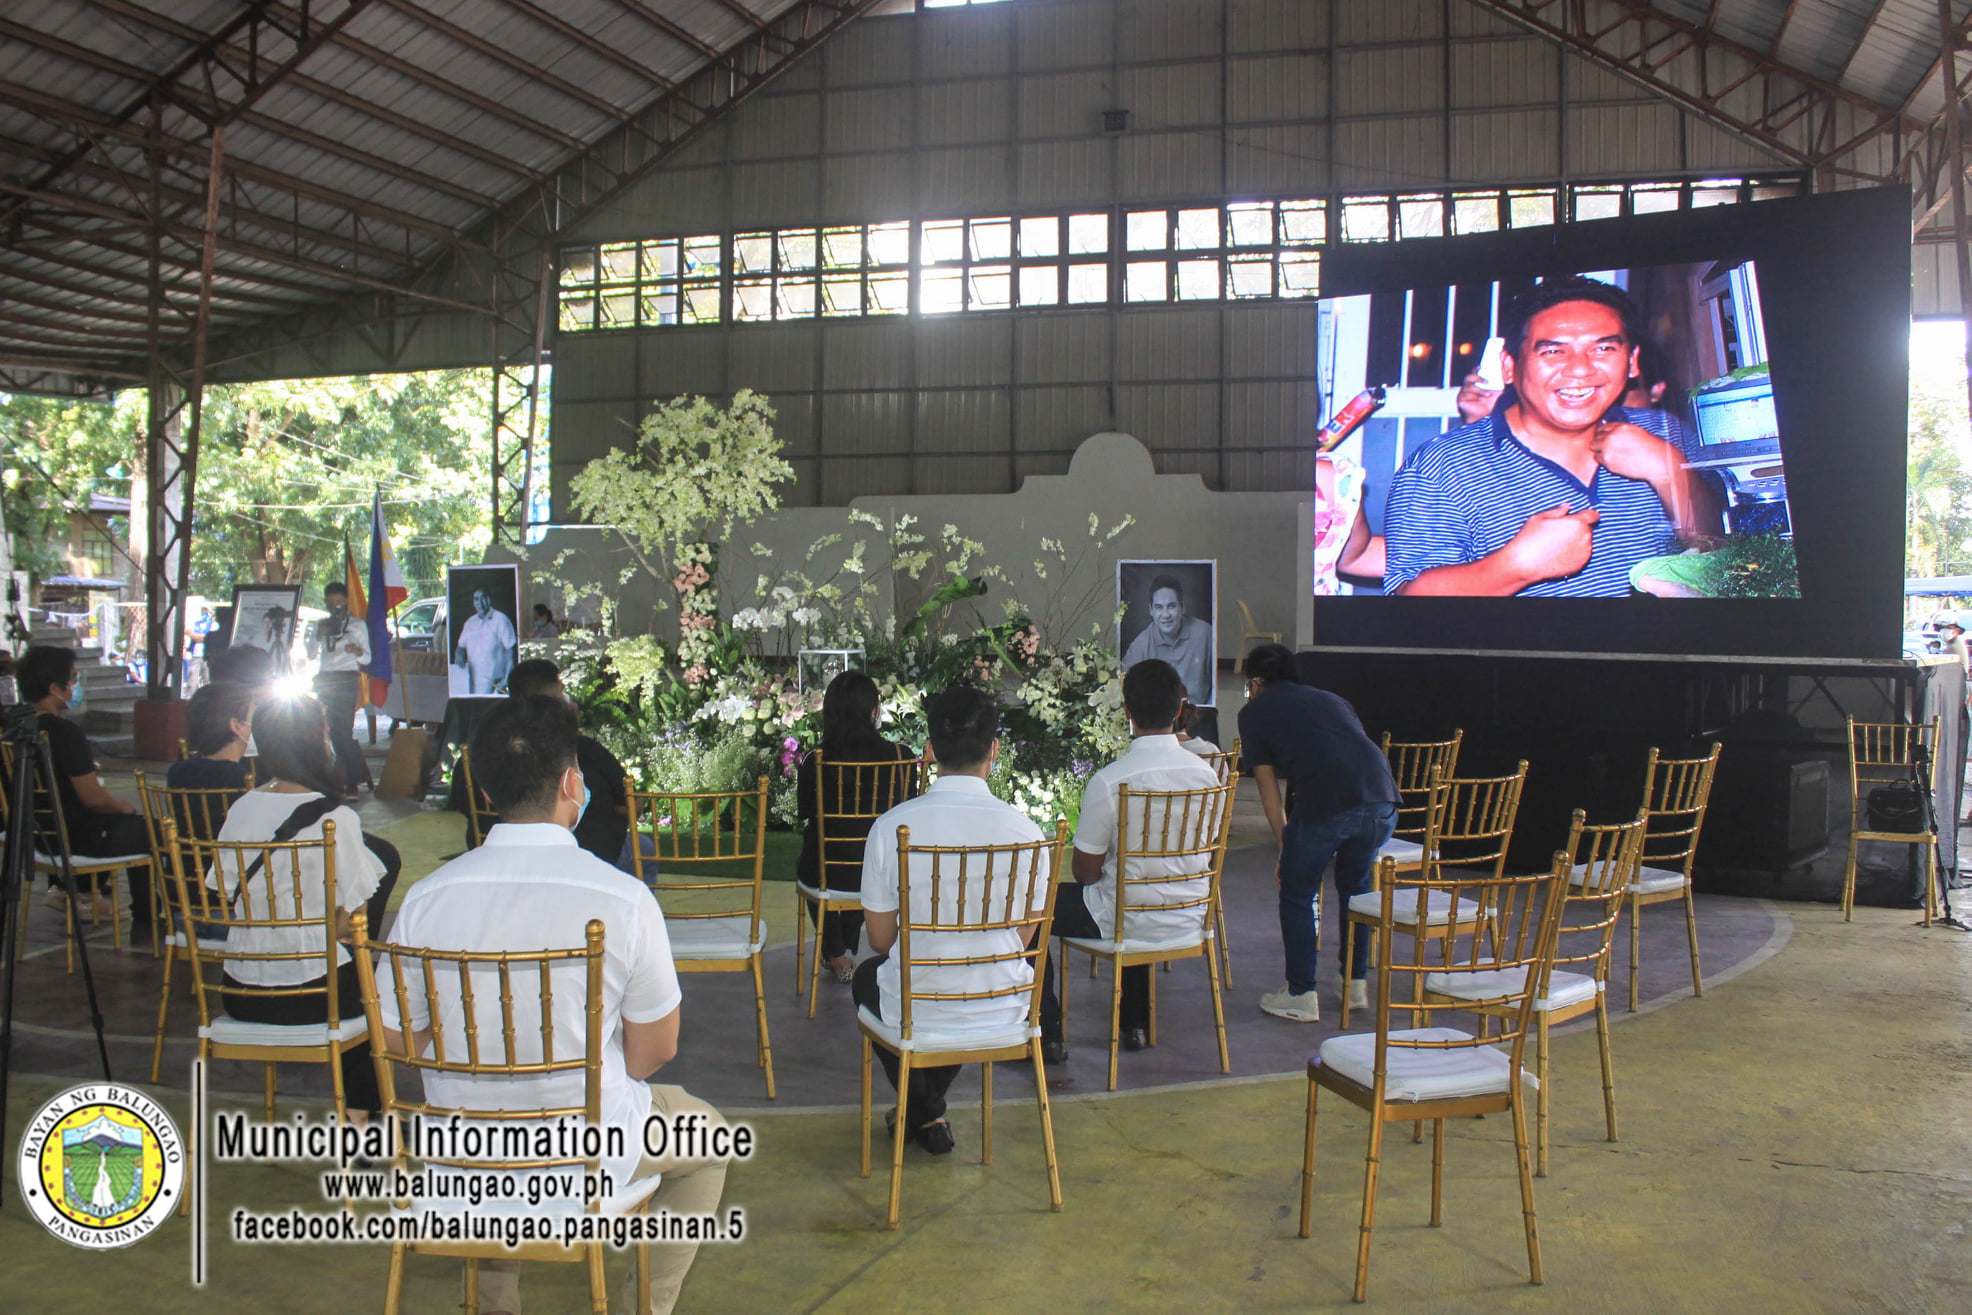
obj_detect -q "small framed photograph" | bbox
[1116,560,1218,707]
[227,585,302,670]
[446,564,521,699]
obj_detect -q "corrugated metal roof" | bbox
[0,0,809,385]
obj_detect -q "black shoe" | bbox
[1041,1038,1068,1065]
[914,1120,955,1156]
[1120,1026,1149,1052]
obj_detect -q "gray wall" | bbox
[550,0,1798,513]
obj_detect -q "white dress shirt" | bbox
[860,776,1047,1041]
[1074,734,1223,944]
[214,787,384,986]
[309,610,371,674]
[378,823,680,1188]
[453,608,518,695]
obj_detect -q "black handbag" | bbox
[1865,782,1926,834]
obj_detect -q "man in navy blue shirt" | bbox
[1236,644,1398,1021]
[1383,276,1715,597]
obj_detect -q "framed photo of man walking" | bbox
[445,564,520,699]
[1116,560,1218,707]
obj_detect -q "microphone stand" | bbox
[1910,742,1970,932]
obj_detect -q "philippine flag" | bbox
[364,488,408,706]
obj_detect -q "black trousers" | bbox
[851,956,959,1133]
[1041,882,1149,1038]
[357,835,402,939]
[805,899,865,961]
[314,671,371,792]
[60,812,155,923]
[222,968,380,1114]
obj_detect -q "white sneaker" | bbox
[1345,980,1369,1011]
[1260,986,1321,1022]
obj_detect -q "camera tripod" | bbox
[0,705,114,1206]
[1908,742,1970,933]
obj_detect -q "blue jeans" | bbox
[1278,802,1399,994]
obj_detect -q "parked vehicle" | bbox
[393,596,446,652]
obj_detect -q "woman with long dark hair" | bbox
[213,693,401,1115]
[795,670,915,983]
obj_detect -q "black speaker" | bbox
[1698,749,1830,884]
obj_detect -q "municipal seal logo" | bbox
[18,1084,184,1248]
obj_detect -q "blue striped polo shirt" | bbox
[1382,409,1679,597]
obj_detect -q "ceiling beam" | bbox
[494,0,688,83]
[371,0,645,125]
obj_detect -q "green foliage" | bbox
[1907,362,1972,578]
[0,392,140,580]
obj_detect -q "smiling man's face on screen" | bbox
[1502,299,1640,436]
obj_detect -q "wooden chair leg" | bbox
[1511,1096,1544,1285]
[1297,1077,1318,1238]
[1148,962,1158,1047]
[1627,894,1642,1012]
[1842,834,1860,922]
[151,947,176,1083]
[1106,960,1123,1092]
[750,953,775,1099]
[1923,843,1938,929]
[1341,919,1356,1028]
[635,1233,653,1315]
[1353,1110,1386,1302]
[1429,1118,1445,1226]
[1535,1015,1550,1178]
[886,1056,911,1229]
[793,891,806,997]
[806,910,825,1020]
[463,1258,479,1315]
[1033,1038,1063,1212]
[1206,938,1230,1076]
[1215,899,1234,988]
[1595,992,1618,1143]
[586,1239,608,1315]
[981,1062,993,1164]
[263,1062,277,1122]
[383,1243,406,1315]
[1683,886,1704,996]
[859,1035,874,1179]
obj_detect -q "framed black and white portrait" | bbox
[227,585,302,670]
[446,564,521,699]
[1116,560,1218,707]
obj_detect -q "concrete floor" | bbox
[2,733,1969,1311]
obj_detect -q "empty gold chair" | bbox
[1376,730,1463,875]
[1193,738,1240,986]
[1428,809,1644,1176]
[1844,720,1938,928]
[626,777,775,1099]
[136,772,250,1082]
[1298,855,1567,1301]
[798,753,923,1015]
[352,914,664,1315]
[1060,778,1238,1090]
[859,821,1069,1229]
[1595,743,1724,1010]
[1341,761,1528,1028]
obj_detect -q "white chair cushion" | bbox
[1317,1027,1522,1101]
[1347,889,1482,926]
[857,1005,1035,1055]
[666,914,766,960]
[1423,966,1599,1012]
[199,1015,369,1047]
[1569,862,1688,895]
[1377,838,1426,867]
[1062,931,1208,957]
[35,851,150,870]
[796,882,860,906]
[166,930,229,953]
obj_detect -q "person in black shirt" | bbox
[167,681,255,795]
[796,670,915,984]
[1235,643,1399,1023]
[466,658,631,866]
[13,645,155,932]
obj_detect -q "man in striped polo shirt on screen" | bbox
[1382,276,1717,598]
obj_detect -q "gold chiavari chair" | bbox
[798,753,923,1016]
[859,820,1070,1230]
[1195,738,1241,987]
[1377,730,1464,874]
[1598,743,1724,1010]
[1428,809,1644,1176]
[1298,854,1567,1301]
[136,772,249,1082]
[166,817,367,1216]
[1059,778,1237,1091]
[456,745,500,849]
[1341,761,1528,1028]
[1844,719,1938,928]
[352,915,664,1315]
[626,777,775,1099]
[0,738,155,969]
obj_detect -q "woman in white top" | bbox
[214,694,400,1114]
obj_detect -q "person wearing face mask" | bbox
[379,695,729,1315]
[168,682,256,793]
[307,581,374,794]
[1383,277,1718,597]
[448,658,629,866]
[213,693,400,1118]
